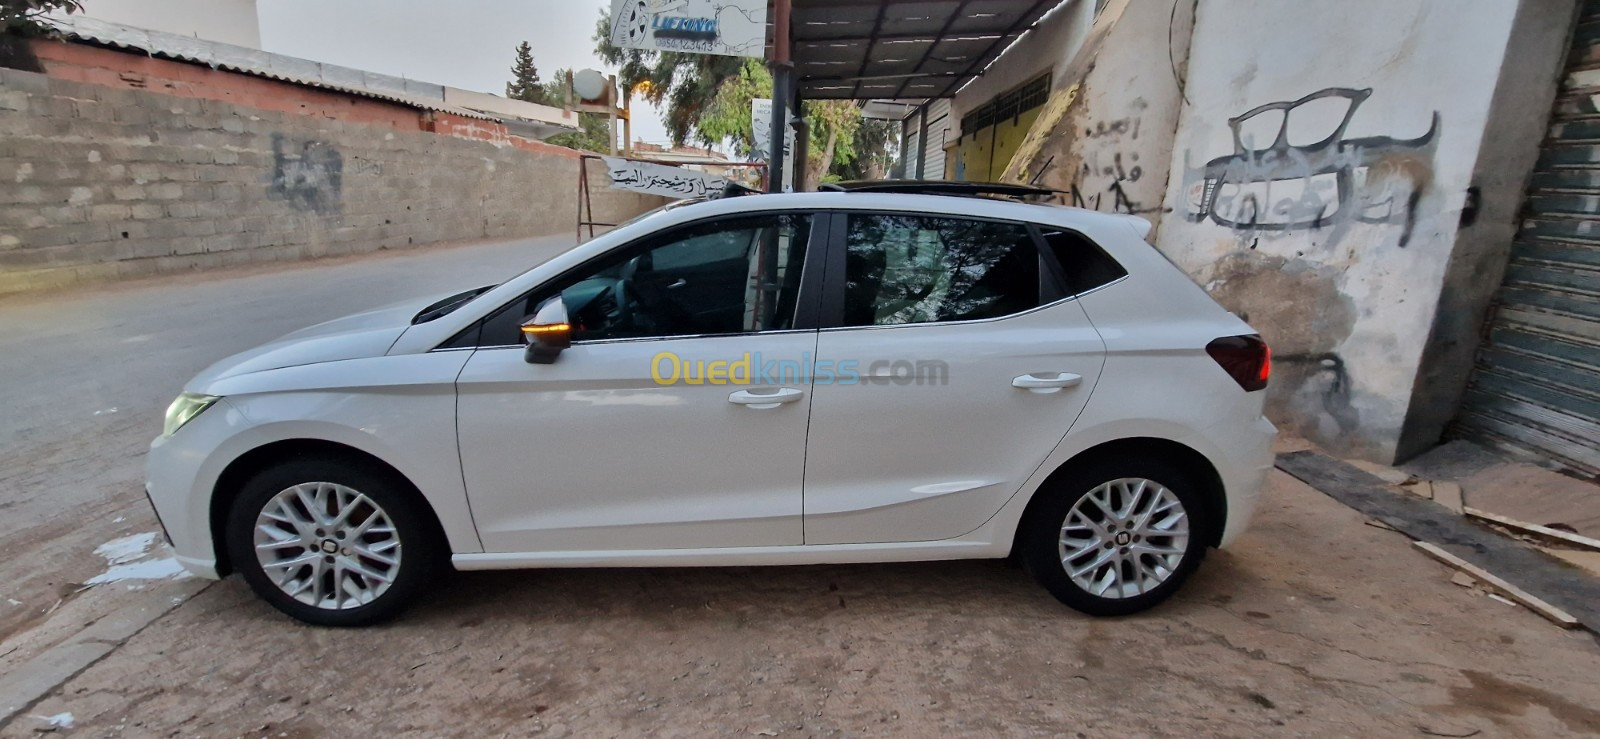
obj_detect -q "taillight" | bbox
[1206,335,1270,391]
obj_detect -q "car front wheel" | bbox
[226,455,441,627]
[1021,456,1210,616]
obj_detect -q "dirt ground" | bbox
[5,470,1599,738]
[2,242,1597,737]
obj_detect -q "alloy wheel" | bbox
[1058,477,1190,599]
[253,482,402,610]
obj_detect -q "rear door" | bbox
[802,211,1108,545]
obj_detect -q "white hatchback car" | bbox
[146,183,1276,626]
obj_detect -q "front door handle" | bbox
[667,278,688,289]
[728,387,804,409]
[1012,372,1082,394]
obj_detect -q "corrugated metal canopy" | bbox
[790,0,1066,99]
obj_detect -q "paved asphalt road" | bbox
[0,235,569,641]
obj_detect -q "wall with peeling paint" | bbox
[1152,0,1535,462]
[1001,0,1194,225]
[1396,0,1579,461]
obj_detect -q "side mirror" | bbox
[521,298,571,364]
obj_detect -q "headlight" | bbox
[163,393,219,436]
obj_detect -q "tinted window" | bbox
[1039,228,1128,295]
[841,214,1041,327]
[477,214,810,345]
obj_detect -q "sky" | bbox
[256,0,671,146]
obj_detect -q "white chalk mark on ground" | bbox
[85,532,191,586]
[32,713,74,729]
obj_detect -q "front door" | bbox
[456,212,821,552]
[802,212,1106,545]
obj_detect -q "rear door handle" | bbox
[728,387,804,409]
[667,278,688,289]
[1012,373,1082,394]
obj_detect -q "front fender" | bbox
[149,353,482,576]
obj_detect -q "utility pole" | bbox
[766,0,792,193]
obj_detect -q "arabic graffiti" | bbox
[602,156,728,200]
[1069,150,1157,215]
[1183,87,1439,247]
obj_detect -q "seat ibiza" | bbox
[146,183,1276,626]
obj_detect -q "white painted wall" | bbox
[1154,0,1521,461]
[69,0,261,48]
[1000,0,1193,218]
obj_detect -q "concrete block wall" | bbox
[0,40,664,295]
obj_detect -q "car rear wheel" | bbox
[1021,456,1210,616]
[226,456,441,627]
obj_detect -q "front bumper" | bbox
[144,401,239,580]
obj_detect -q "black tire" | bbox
[1019,454,1212,616]
[226,454,443,627]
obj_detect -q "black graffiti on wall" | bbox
[1069,151,1160,215]
[1184,88,1438,247]
[1275,352,1358,436]
[269,134,343,215]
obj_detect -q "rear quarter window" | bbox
[1038,227,1128,295]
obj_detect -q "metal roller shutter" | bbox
[923,99,950,179]
[1454,2,1600,476]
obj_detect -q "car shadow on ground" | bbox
[207,549,1255,630]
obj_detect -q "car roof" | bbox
[675,191,1154,238]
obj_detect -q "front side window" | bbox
[477,214,811,345]
[841,214,1041,327]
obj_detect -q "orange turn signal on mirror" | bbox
[520,323,571,335]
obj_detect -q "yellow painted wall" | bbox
[954,106,1045,182]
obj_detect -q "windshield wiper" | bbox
[412,285,496,324]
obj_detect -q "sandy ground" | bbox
[2,238,1598,736]
[6,471,1599,737]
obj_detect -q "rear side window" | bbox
[841,214,1042,327]
[1038,228,1128,295]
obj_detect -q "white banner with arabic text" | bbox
[602,157,728,200]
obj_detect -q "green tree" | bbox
[803,100,863,190]
[594,8,744,147]
[3,0,82,33]
[697,59,772,157]
[590,7,885,186]
[505,41,545,104]
[542,68,611,154]
[836,118,898,181]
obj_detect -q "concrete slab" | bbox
[0,579,207,726]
